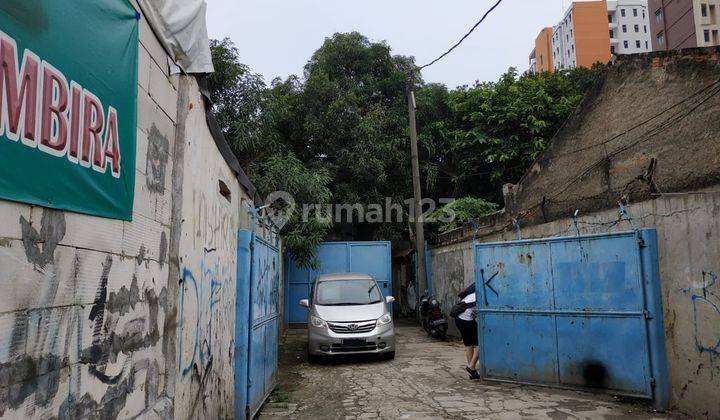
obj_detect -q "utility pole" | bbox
[406,73,427,298]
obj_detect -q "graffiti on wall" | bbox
[193,190,233,254]
[178,257,233,416]
[0,209,169,418]
[683,271,720,359]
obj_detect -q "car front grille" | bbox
[331,343,377,352]
[328,320,377,334]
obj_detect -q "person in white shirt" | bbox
[454,292,479,379]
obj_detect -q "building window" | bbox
[624,40,629,48]
[657,31,665,46]
[655,9,663,24]
[633,8,638,17]
[636,40,641,48]
[623,24,627,33]
[646,41,649,49]
[702,4,708,17]
[621,9,626,17]
[705,29,711,43]
[610,29,615,38]
[644,25,648,33]
[643,10,646,19]
[608,14,613,23]
[611,45,616,54]
[635,24,640,32]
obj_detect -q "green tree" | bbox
[207,38,332,267]
[435,65,604,203]
[207,33,606,252]
[285,32,418,240]
[430,197,498,233]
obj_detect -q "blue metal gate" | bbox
[474,229,669,409]
[235,226,280,419]
[285,241,392,324]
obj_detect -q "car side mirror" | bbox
[385,296,395,304]
[299,299,309,308]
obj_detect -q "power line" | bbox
[518,82,720,218]
[418,0,505,70]
[553,78,720,160]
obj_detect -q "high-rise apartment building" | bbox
[608,1,653,54]
[529,27,554,73]
[649,0,720,50]
[552,1,612,70]
[530,0,653,73]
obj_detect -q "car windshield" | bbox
[314,279,383,306]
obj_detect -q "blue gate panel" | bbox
[246,233,281,418]
[475,229,669,409]
[479,243,554,309]
[285,241,392,324]
[317,243,349,274]
[556,316,649,394]
[482,314,558,383]
[248,324,266,411]
[350,243,392,296]
[288,284,309,324]
[551,238,643,311]
[264,319,279,389]
[234,230,252,419]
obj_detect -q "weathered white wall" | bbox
[0,2,177,417]
[0,2,266,418]
[430,190,720,418]
[172,75,251,419]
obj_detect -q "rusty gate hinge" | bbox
[637,236,646,248]
[644,310,653,320]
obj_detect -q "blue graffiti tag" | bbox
[178,260,231,377]
[687,271,720,356]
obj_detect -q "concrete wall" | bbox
[430,50,720,418]
[0,3,264,418]
[172,76,251,418]
[431,191,720,417]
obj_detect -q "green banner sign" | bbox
[0,0,138,220]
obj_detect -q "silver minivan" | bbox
[300,273,395,361]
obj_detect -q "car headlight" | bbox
[377,313,392,326]
[310,315,327,328]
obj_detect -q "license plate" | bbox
[342,339,367,347]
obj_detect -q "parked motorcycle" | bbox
[420,293,449,340]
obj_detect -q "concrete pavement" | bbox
[258,322,684,419]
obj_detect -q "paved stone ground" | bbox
[258,322,685,419]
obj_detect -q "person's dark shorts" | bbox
[454,317,478,346]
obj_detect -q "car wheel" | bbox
[383,351,395,361]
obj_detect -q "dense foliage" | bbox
[429,197,499,233]
[206,34,605,265]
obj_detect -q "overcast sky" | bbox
[206,0,570,89]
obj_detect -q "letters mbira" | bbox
[0,30,122,178]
